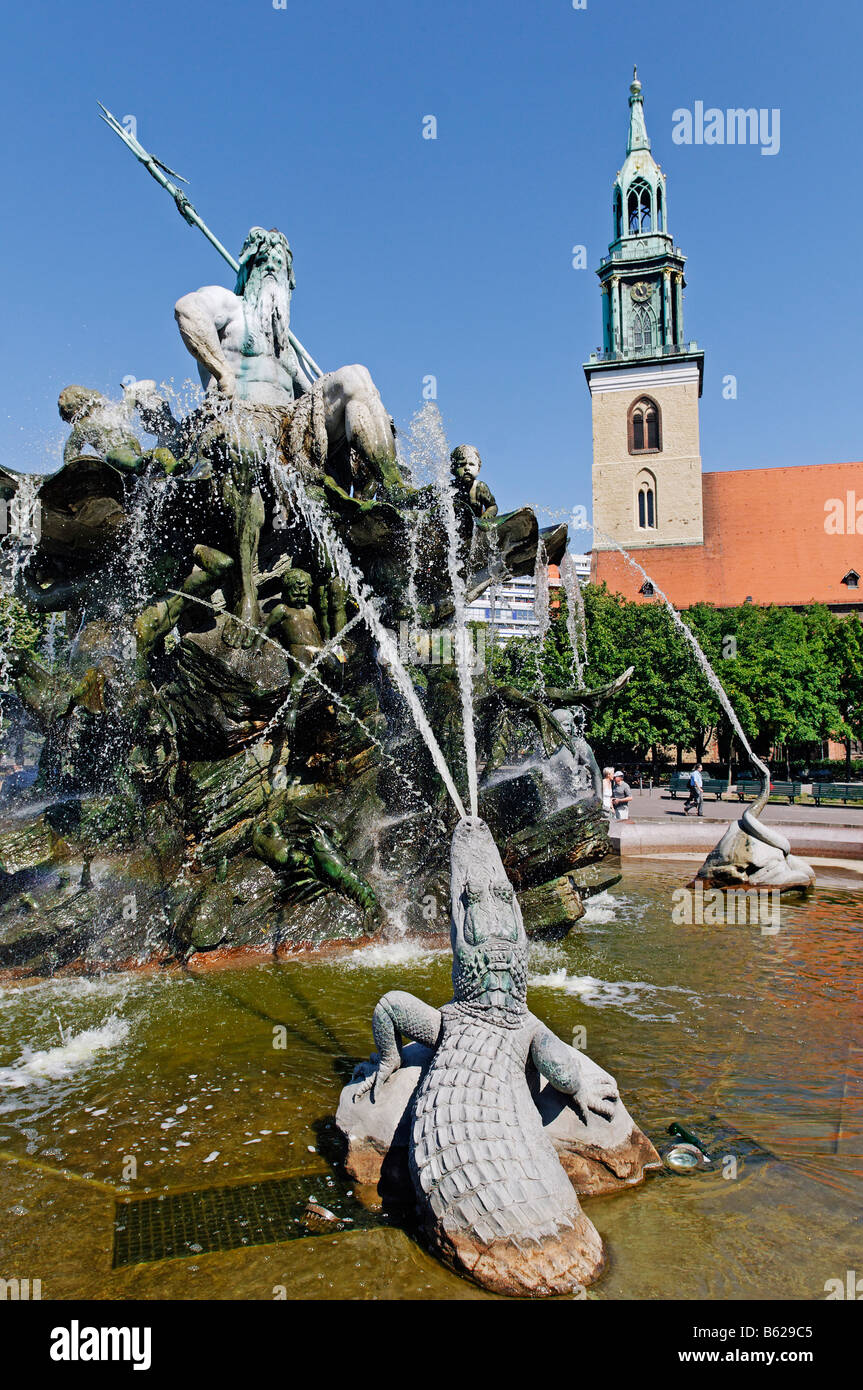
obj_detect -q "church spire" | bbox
[584,70,705,563]
[627,66,651,155]
[611,70,667,250]
[586,69,701,372]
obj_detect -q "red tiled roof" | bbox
[593,461,863,607]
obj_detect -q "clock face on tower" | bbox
[630,281,651,304]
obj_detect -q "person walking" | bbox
[684,763,704,817]
[601,766,615,817]
[612,771,632,820]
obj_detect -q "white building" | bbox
[466,553,591,644]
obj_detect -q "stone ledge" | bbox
[611,819,863,861]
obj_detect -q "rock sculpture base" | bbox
[337,1043,660,1198]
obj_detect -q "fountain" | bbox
[0,105,852,1313]
[559,550,587,690]
[0,191,664,1295]
[0,219,623,976]
[696,784,817,890]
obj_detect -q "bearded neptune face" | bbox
[234,227,296,297]
[449,819,527,1016]
[233,228,296,362]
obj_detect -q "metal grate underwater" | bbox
[112,1172,374,1268]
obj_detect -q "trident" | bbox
[97,103,323,381]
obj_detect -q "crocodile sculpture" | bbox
[352,817,627,1296]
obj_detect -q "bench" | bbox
[769,780,800,804]
[814,783,863,806]
[669,773,724,801]
[735,777,758,801]
[736,780,801,804]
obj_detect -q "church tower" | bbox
[585,70,704,552]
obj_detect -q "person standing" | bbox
[601,766,615,817]
[612,771,632,820]
[684,763,704,817]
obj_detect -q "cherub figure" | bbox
[450,444,498,520]
[58,386,143,468]
[262,568,325,668]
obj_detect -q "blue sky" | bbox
[1,0,859,515]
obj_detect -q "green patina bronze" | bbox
[0,199,626,973]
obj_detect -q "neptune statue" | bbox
[174,226,404,495]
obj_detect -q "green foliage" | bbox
[0,594,45,666]
[827,611,863,742]
[492,585,862,761]
[682,602,853,764]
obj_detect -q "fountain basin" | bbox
[0,867,860,1300]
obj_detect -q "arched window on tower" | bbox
[614,189,622,240]
[635,469,658,531]
[656,185,664,232]
[629,397,661,454]
[627,179,652,234]
[631,306,656,351]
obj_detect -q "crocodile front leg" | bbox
[353,990,442,1102]
[530,1023,620,1124]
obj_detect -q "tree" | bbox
[690,603,846,776]
[826,611,863,775]
[492,585,861,777]
[493,584,719,765]
[0,594,46,756]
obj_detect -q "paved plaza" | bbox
[618,784,863,829]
